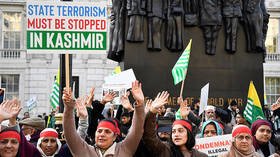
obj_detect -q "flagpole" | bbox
[180,70,187,98]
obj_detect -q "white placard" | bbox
[102,84,127,105]
[104,69,136,89]
[199,83,209,115]
[195,134,232,157]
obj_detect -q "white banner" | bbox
[199,83,209,115]
[195,134,232,157]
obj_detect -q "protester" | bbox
[219,125,261,157]
[120,111,132,137]
[19,117,45,144]
[46,109,56,128]
[22,111,30,120]
[251,119,280,157]
[205,105,216,121]
[235,112,249,126]
[190,99,200,116]
[143,91,208,157]
[0,128,21,157]
[200,120,223,138]
[225,100,239,129]
[63,80,145,157]
[85,87,117,144]
[0,99,41,157]
[36,128,62,157]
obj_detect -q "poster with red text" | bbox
[194,134,232,157]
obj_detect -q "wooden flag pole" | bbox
[180,70,188,98]
[65,53,70,89]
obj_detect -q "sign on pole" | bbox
[26,0,107,53]
[199,83,209,115]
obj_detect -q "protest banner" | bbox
[104,69,137,89]
[26,0,107,53]
[102,84,127,105]
[26,96,38,111]
[199,83,209,115]
[194,134,232,157]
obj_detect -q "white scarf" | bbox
[36,137,62,157]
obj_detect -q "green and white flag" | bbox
[50,69,60,109]
[243,81,265,124]
[172,39,192,85]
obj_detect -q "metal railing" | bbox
[265,53,280,62]
[0,49,25,59]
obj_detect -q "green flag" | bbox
[243,81,265,124]
[172,39,192,85]
[50,69,60,109]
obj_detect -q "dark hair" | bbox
[170,121,196,157]
[230,100,238,106]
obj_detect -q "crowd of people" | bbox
[0,80,280,157]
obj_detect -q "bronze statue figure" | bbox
[199,0,223,55]
[107,0,127,62]
[242,0,266,53]
[222,0,242,53]
[147,0,167,51]
[183,0,199,26]
[127,0,147,42]
[165,0,184,51]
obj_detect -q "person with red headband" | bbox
[143,91,207,157]
[0,129,21,157]
[62,80,145,157]
[0,98,41,157]
[220,125,261,157]
[36,128,62,157]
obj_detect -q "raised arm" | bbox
[63,88,97,157]
[0,99,22,131]
[76,96,89,139]
[142,91,170,153]
[120,80,145,155]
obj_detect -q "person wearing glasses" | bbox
[219,125,261,157]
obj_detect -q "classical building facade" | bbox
[264,0,280,105]
[0,0,117,115]
[0,0,279,115]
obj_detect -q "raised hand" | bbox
[145,99,152,114]
[62,87,76,110]
[120,91,134,112]
[130,80,144,106]
[150,91,169,113]
[86,87,95,107]
[178,97,190,119]
[76,96,88,120]
[0,99,22,122]
[101,92,117,105]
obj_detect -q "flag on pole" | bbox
[172,39,192,85]
[243,81,265,124]
[50,69,60,109]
